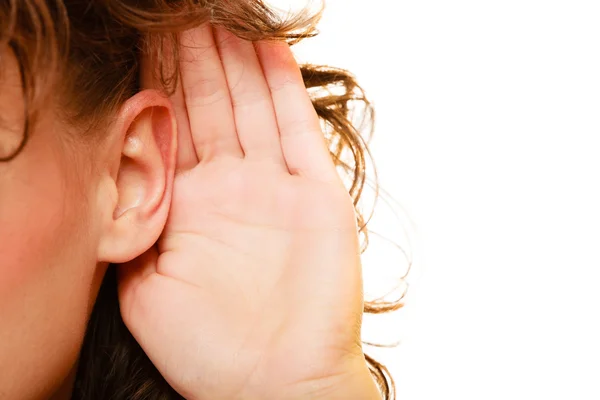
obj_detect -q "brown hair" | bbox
[1,0,402,398]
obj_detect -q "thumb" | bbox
[115,245,211,398]
[116,245,160,331]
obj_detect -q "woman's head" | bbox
[0,2,180,397]
[1,1,396,399]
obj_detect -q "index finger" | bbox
[179,24,243,162]
[140,40,198,171]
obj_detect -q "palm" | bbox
[119,25,364,400]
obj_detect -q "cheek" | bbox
[0,132,101,398]
[0,47,103,397]
[0,155,76,291]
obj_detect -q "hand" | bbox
[118,24,378,400]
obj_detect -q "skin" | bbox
[0,47,178,399]
[0,23,381,400]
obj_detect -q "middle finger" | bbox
[214,27,285,165]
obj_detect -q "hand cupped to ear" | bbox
[116,24,379,400]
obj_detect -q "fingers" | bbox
[169,78,199,170]
[180,24,243,161]
[214,27,285,165]
[178,24,336,176]
[255,41,339,182]
[140,46,198,171]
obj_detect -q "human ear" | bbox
[97,90,177,264]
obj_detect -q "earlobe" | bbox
[97,90,177,264]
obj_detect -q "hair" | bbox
[1,0,403,398]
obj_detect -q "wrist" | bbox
[184,357,382,400]
[282,360,382,400]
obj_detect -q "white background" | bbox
[269,1,600,398]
